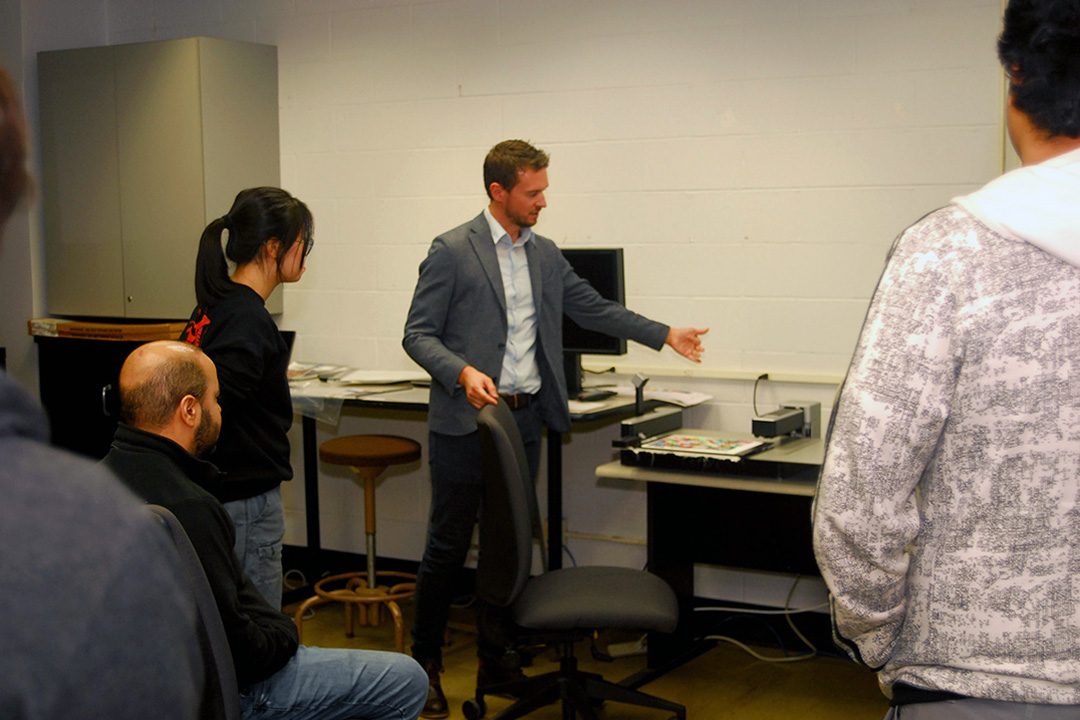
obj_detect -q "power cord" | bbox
[283,569,319,620]
[752,373,768,416]
[562,544,578,567]
[697,575,821,663]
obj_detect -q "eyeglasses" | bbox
[302,234,315,257]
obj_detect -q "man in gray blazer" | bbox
[403,139,706,718]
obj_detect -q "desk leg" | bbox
[302,415,321,572]
[647,482,697,670]
[547,429,562,571]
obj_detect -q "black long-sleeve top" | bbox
[180,284,292,502]
[102,424,299,689]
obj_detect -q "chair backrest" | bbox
[476,400,542,608]
[147,504,240,720]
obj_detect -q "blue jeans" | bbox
[240,645,427,720]
[410,405,543,666]
[224,486,285,609]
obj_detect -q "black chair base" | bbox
[464,644,686,720]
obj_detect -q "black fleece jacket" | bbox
[102,424,299,689]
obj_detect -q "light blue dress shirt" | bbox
[484,207,542,396]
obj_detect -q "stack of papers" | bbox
[610,387,712,407]
[332,369,430,386]
[287,363,430,387]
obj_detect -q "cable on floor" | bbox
[697,575,821,664]
[283,568,308,590]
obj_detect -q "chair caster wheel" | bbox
[463,698,486,720]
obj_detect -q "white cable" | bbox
[783,576,818,655]
[694,603,828,616]
[699,575,822,663]
[704,635,816,663]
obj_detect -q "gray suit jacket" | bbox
[403,213,668,435]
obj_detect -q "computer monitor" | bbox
[561,248,626,398]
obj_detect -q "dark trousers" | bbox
[410,405,543,667]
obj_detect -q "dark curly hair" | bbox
[999,0,1080,138]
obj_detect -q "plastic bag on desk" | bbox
[291,387,345,425]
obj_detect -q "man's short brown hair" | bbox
[483,140,549,200]
[121,352,208,429]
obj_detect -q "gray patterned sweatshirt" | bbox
[813,147,1080,704]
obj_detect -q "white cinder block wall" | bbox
[15,0,1005,607]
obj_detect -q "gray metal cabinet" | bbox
[39,37,281,319]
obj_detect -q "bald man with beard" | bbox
[102,341,427,720]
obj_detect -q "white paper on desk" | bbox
[343,386,409,398]
[567,399,608,414]
[611,387,712,407]
[289,381,355,400]
[286,362,321,382]
[646,389,712,407]
[332,369,430,386]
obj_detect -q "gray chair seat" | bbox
[514,566,678,633]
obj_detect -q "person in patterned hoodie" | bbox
[813,1,1080,718]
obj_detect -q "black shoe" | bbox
[420,660,449,719]
[477,658,528,699]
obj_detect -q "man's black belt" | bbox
[499,393,537,410]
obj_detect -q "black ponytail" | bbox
[194,216,232,307]
[193,187,314,307]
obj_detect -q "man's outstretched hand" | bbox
[666,327,708,363]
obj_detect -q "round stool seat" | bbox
[319,434,421,468]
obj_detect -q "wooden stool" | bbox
[293,434,421,652]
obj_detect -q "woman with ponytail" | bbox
[181,186,314,608]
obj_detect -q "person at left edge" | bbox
[0,65,203,720]
[180,187,314,609]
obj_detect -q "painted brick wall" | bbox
[22,0,1005,604]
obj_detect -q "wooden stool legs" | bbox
[293,571,415,652]
[295,434,422,650]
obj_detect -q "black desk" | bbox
[595,435,824,669]
[294,385,657,577]
[34,335,151,458]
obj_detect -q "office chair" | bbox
[147,505,240,720]
[465,400,686,720]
